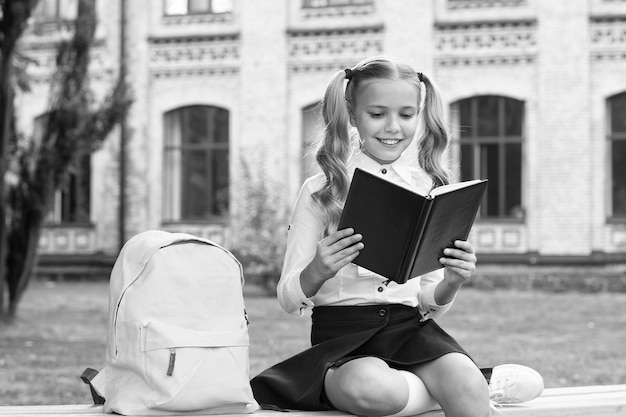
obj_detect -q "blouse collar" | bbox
[351,150,414,187]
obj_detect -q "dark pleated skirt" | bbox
[250,304,479,411]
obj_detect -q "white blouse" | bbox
[277,151,455,319]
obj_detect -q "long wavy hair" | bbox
[312,56,451,235]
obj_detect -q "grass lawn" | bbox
[1,279,625,406]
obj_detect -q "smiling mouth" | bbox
[377,138,402,145]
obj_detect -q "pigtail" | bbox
[312,70,355,234]
[309,59,450,234]
[417,73,451,187]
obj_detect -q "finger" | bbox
[326,233,362,256]
[339,233,363,248]
[327,240,363,263]
[442,247,476,263]
[340,241,364,257]
[453,240,474,253]
[332,246,363,270]
[440,257,476,273]
[323,228,355,246]
[324,240,363,269]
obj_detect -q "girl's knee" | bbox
[457,373,490,405]
[325,358,407,416]
[443,367,490,416]
[417,354,490,417]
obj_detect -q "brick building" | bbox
[14,0,626,277]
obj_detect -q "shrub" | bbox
[229,158,290,293]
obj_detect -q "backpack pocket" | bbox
[140,321,256,413]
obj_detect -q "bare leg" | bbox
[324,357,438,417]
[413,352,490,417]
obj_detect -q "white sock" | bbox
[388,371,441,417]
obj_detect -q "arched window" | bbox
[301,102,322,181]
[608,92,626,218]
[452,95,524,219]
[163,105,229,221]
[33,114,91,224]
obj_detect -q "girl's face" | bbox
[350,78,419,164]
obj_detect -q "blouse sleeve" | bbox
[276,179,324,316]
[417,268,455,320]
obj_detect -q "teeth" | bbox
[379,139,400,145]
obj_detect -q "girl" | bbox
[250,56,543,417]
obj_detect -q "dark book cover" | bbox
[338,168,487,284]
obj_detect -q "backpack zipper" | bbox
[167,348,176,376]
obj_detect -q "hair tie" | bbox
[417,72,424,83]
[344,68,353,80]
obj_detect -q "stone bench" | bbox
[1,384,625,417]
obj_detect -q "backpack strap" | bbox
[80,367,106,405]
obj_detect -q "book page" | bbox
[409,178,488,279]
[429,179,486,197]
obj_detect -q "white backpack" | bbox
[88,230,258,415]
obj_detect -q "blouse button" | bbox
[381,168,387,174]
[377,286,384,293]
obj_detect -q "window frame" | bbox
[162,105,230,223]
[607,92,626,221]
[33,114,92,225]
[452,95,525,221]
[301,102,322,182]
[46,153,92,225]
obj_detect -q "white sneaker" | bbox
[488,364,544,404]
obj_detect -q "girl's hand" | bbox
[440,240,477,287]
[300,228,363,297]
[311,228,363,280]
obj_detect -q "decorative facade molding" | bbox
[161,12,234,25]
[21,24,110,83]
[590,16,626,61]
[149,34,240,78]
[446,0,527,9]
[161,224,227,246]
[23,44,114,84]
[23,20,76,41]
[151,66,239,79]
[38,226,97,254]
[435,19,537,66]
[437,54,535,66]
[300,3,376,19]
[287,26,383,73]
[472,223,527,253]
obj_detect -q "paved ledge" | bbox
[1,385,625,417]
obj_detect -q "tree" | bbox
[0,0,132,319]
[0,0,40,318]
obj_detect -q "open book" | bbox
[337,168,488,284]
